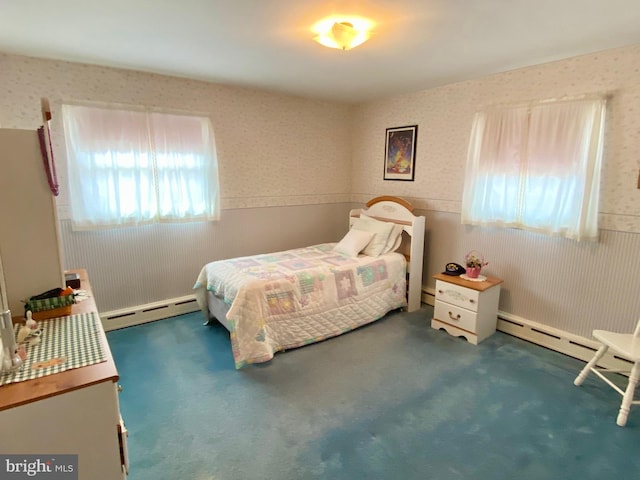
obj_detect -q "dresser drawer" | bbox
[434,300,478,333]
[435,279,480,312]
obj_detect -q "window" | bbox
[461,97,606,241]
[62,104,220,230]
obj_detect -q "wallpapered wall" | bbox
[1,46,639,337]
[350,44,640,338]
[0,52,353,213]
[0,52,353,312]
[351,44,640,234]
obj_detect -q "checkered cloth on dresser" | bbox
[0,312,106,386]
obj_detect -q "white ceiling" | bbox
[1,0,640,103]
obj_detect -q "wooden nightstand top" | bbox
[433,272,503,292]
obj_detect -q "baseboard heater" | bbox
[101,295,200,331]
[422,288,631,373]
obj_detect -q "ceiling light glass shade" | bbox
[313,18,372,51]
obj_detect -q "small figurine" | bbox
[25,310,38,330]
[17,311,41,344]
[17,325,30,344]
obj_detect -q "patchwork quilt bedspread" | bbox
[193,243,407,368]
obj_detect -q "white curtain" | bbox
[461,97,606,241]
[62,104,220,230]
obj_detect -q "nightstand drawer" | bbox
[435,280,480,312]
[434,300,478,333]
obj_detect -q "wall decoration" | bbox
[384,125,418,181]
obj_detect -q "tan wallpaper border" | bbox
[350,194,640,234]
[221,194,352,210]
[56,193,639,234]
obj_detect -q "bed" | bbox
[193,196,425,368]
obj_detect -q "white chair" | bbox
[574,319,640,427]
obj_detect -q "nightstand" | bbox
[431,273,503,345]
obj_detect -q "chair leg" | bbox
[616,361,640,427]
[574,345,608,386]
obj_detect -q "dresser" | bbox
[0,269,128,479]
[431,273,503,345]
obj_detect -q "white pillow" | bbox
[360,212,404,255]
[333,229,374,257]
[351,216,394,257]
[384,223,404,254]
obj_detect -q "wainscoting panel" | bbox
[60,203,351,314]
[422,288,632,372]
[61,202,640,341]
[59,220,224,315]
[422,210,640,339]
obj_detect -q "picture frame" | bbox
[384,125,418,181]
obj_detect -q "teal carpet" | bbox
[107,306,639,480]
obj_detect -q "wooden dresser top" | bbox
[0,269,118,411]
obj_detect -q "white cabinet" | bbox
[431,273,502,345]
[0,381,128,479]
[0,270,128,479]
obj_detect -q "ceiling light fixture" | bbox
[312,17,373,51]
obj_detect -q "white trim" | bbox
[100,295,200,331]
[422,286,632,372]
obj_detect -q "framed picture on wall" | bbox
[384,125,418,181]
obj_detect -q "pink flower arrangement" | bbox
[464,251,488,269]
